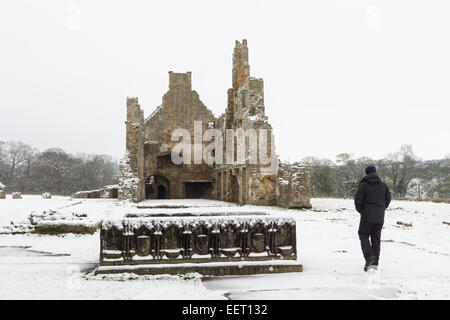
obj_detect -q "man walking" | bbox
[354,165,391,271]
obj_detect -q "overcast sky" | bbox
[0,0,449,162]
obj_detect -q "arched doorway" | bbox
[144,175,170,199]
[157,185,166,199]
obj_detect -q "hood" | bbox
[361,172,382,185]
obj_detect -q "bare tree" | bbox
[2,141,34,188]
[0,141,7,182]
[300,157,336,196]
[383,145,419,197]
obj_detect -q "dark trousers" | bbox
[358,220,383,264]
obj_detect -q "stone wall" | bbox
[118,151,140,202]
[214,40,279,206]
[232,40,250,93]
[72,186,118,200]
[0,183,5,199]
[277,163,312,208]
[12,192,22,199]
[72,189,101,199]
[119,97,145,201]
[140,72,217,200]
[144,72,216,152]
[118,40,311,207]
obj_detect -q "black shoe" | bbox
[364,256,376,272]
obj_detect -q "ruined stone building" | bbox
[119,40,311,208]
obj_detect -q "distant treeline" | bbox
[298,145,449,200]
[0,141,119,195]
[1,141,448,200]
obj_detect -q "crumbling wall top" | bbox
[126,97,143,121]
[169,71,192,90]
[232,39,250,91]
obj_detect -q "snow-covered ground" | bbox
[0,196,449,299]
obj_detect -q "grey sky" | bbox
[0,0,449,162]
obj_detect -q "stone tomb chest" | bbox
[96,213,302,276]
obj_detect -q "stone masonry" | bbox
[0,182,5,199]
[118,40,311,208]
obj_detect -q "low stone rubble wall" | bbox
[41,192,52,199]
[12,192,22,199]
[30,210,99,235]
[71,185,119,199]
[35,220,99,235]
[71,190,102,199]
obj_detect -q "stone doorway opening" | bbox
[145,175,170,199]
[185,181,212,199]
[157,185,166,199]
[110,188,118,198]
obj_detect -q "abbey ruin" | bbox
[118,40,311,208]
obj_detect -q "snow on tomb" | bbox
[95,210,303,276]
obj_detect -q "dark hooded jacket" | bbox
[354,173,391,223]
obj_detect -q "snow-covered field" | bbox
[0,196,449,299]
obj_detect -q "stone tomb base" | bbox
[96,212,302,276]
[95,260,302,276]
